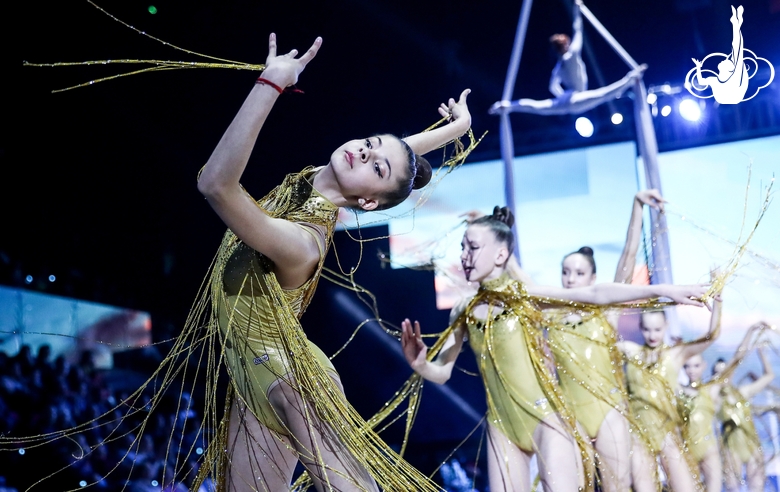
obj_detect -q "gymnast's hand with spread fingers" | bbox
[259,33,322,90]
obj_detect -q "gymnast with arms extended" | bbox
[400,206,710,492]
[692,6,749,104]
[196,33,473,491]
[679,321,772,492]
[714,345,775,491]
[489,0,646,117]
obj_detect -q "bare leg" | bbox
[699,444,723,492]
[269,376,379,492]
[534,413,586,492]
[594,408,632,492]
[745,448,765,492]
[225,400,298,491]
[722,446,742,492]
[658,433,697,492]
[630,433,658,492]
[487,424,532,492]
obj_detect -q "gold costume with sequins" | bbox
[719,384,762,463]
[626,345,683,451]
[680,385,717,462]
[546,314,627,438]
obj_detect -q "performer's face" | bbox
[460,225,509,283]
[639,311,666,348]
[329,134,410,211]
[684,354,706,383]
[561,254,596,288]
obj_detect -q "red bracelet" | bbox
[256,77,304,94]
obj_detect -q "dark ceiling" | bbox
[6,0,780,321]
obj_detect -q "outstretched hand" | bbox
[438,89,472,133]
[662,284,710,307]
[636,189,666,213]
[260,33,322,89]
[401,319,429,370]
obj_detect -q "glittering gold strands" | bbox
[23,1,265,93]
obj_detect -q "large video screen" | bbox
[0,286,152,369]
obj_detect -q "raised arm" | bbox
[569,1,584,56]
[712,322,769,385]
[401,319,464,385]
[676,295,723,361]
[402,89,472,156]
[526,282,708,307]
[197,35,324,287]
[739,347,775,400]
[614,189,665,283]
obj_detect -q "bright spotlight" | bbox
[679,98,702,122]
[25,275,33,284]
[611,113,623,125]
[646,93,657,105]
[575,117,594,137]
[661,105,672,117]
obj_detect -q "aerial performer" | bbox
[715,345,776,491]
[400,207,711,492]
[489,0,647,117]
[4,34,480,492]
[691,6,749,104]
[543,189,665,492]
[679,322,772,492]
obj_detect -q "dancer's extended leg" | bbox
[745,448,765,492]
[699,444,723,492]
[658,433,697,492]
[534,413,586,491]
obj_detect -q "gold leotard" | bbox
[626,345,682,451]
[719,384,761,463]
[680,385,717,462]
[547,314,626,438]
[462,275,557,452]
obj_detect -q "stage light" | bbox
[679,98,702,122]
[151,480,159,487]
[661,105,672,117]
[79,481,87,487]
[18,448,25,455]
[196,447,204,455]
[25,275,33,284]
[148,5,157,14]
[575,117,594,137]
[48,275,56,282]
[611,113,623,125]
[646,93,657,105]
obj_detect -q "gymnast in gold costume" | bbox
[400,207,710,492]
[192,34,484,491]
[679,322,769,492]
[545,189,664,492]
[714,346,775,491]
[616,294,723,492]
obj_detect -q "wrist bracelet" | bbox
[256,77,304,94]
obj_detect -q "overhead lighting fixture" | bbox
[611,113,623,125]
[661,105,672,117]
[679,98,702,122]
[575,117,594,137]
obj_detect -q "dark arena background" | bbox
[3,0,780,490]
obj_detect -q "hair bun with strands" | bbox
[412,155,432,190]
[491,206,515,228]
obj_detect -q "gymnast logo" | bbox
[684,5,774,104]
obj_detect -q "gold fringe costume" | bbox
[718,384,762,463]
[625,345,684,452]
[679,384,718,462]
[546,313,627,438]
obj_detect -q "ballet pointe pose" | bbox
[401,207,709,492]
[197,33,473,491]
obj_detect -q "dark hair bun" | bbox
[412,155,432,190]
[577,246,594,257]
[491,206,515,228]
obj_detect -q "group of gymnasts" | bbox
[6,28,776,492]
[400,199,775,491]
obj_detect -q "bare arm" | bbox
[714,322,770,382]
[614,190,665,283]
[197,35,324,286]
[676,296,723,361]
[569,2,584,55]
[526,282,708,307]
[401,319,464,385]
[549,67,564,98]
[402,89,472,156]
[739,348,775,400]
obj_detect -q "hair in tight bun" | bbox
[412,155,432,190]
[563,246,597,274]
[471,205,515,254]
